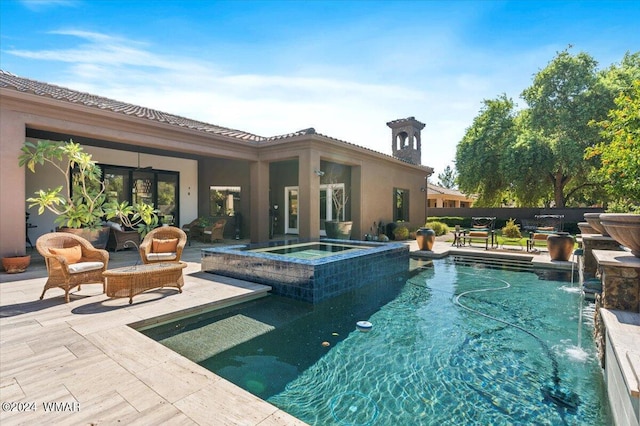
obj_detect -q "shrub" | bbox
[393,225,409,240]
[501,218,522,239]
[425,221,450,236]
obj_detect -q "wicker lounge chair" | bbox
[181,218,200,246]
[203,219,226,242]
[139,226,187,264]
[36,232,109,303]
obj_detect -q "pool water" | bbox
[142,259,611,425]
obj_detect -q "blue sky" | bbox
[1,0,638,179]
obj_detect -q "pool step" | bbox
[453,253,533,272]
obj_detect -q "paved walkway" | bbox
[0,237,572,425]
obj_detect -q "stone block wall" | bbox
[592,252,640,366]
[582,236,623,277]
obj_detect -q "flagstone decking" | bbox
[1,242,308,425]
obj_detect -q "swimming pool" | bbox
[142,259,611,425]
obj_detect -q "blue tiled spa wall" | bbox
[201,240,409,303]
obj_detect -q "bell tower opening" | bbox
[387,116,425,165]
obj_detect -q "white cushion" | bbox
[147,252,177,261]
[203,230,212,235]
[68,261,104,274]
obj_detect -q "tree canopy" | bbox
[586,80,640,210]
[455,95,515,206]
[455,49,639,207]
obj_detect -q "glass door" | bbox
[285,186,298,234]
[132,171,155,208]
[157,173,178,225]
[320,187,328,236]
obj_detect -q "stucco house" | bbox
[0,70,434,257]
[427,183,475,208]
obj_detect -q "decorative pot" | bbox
[416,227,436,251]
[58,226,110,249]
[577,222,596,235]
[325,221,353,240]
[600,213,640,257]
[584,213,608,236]
[547,232,574,261]
[2,255,31,273]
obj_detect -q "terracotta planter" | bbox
[325,221,353,240]
[600,213,640,257]
[583,213,608,236]
[416,227,436,251]
[58,226,110,249]
[547,232,574,261]
[2,255,31,273]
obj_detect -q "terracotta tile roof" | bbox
[0,70,433,171]
[0,70,265,142]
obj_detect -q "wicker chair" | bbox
[36,232,109,303]
[202,219,227,243]
[139,226,187,264]
[181,218,201,246]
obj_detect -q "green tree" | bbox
[520,49,606,207]
[437,165,457,189]
[586,80,640,209]
[456,49,638,207]
[504,110,555,206]
[455,94,516,206]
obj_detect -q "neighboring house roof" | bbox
[0,70,432,170]
[427,183,474,199]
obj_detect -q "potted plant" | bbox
[2,251,31,274]
[19,140,158,248]
[324,176,352,240]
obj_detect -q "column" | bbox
[0,110,27,257]
[298,149,320,240]
[249,160,270,243]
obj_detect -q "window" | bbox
[101,165,179,225]
[210,186,241,216]
[394,188,409,222]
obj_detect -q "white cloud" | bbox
[4,28,542,178]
